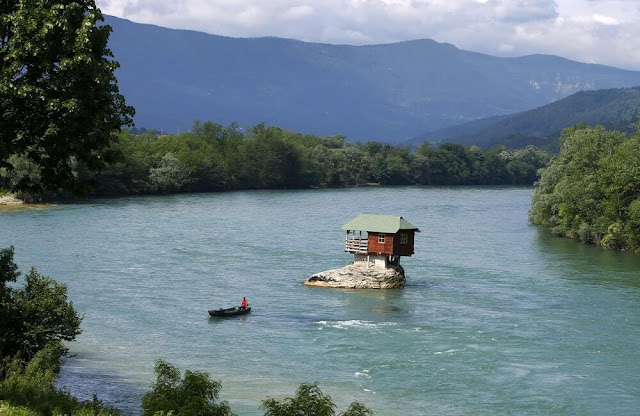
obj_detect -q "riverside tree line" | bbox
[2,121,552,200]
[530,123,640,253]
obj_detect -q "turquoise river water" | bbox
[1,187,639,415]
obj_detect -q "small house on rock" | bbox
[342,214,420,268]
[304,214,420,288]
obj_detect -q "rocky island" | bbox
[304,214,419,289]
[304,262,405,289]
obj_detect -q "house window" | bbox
[400,233,408,244]
[378,234,385,244]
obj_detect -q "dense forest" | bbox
[2,121,552,201]
[530,123,640,252]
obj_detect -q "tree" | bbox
[530,124,640,251]
[0,0,134,194]
[261,383,371,416]
[0,246,19,356]
[149,153,191,193]
[0,342,120,415]
[383,149,412,185]
[0,246,82,361]
[141,360,233,416]
[0,246,20,291]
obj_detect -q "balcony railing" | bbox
[345,238,368,254]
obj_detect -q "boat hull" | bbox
[208,306,251,317]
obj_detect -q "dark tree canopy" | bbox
[0,246,82,361]
[530,124,640,252]
[262,382,372,416]
[86,123,551,199]
[141,359,233,416]
[0,0,134,194]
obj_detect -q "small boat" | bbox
[208,306,251,317]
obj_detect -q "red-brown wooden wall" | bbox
[368,231,415,256]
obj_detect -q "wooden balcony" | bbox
[345,238,368,254]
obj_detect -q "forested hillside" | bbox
[106,16,640,142]
[413,86,640,150]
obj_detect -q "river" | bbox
[1,187,639,415]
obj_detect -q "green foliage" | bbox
[626,199,640,248]
[86,121,552,198]
[11,268,83,360]
[0,400,40,416]
[1,343,65,411]
[530,124,640,252]
[0,247,82,361]
[149,153,191,193]
[340,402,373,416]
[0,155,53,202]
[0,246,20,289]
[262,383,371,416]
[0,0,134,195]
[0,343,120,415]
[141,360,233,416]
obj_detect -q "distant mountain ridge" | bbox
[105,16,640,142]
[410,86,640,150]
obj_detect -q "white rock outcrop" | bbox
[304,262,405,289]
[0,195,23,205]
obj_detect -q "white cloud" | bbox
[96,0,640,70]
[592,14,619,25]
[282,5,316,20]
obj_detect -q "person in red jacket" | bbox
[241,297,248,309]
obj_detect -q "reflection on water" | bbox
[58,354,147,414]
[536,229,640,289]
[0,203,53,212]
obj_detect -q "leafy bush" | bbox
[141,360,233,416]
[577,222,594,244]
[262,382,371,416]
[0,246,82,361]
[0,400,40,416]
[0,343,120,416]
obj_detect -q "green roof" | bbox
[341,214,420,234]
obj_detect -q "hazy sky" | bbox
[97,0,640,71]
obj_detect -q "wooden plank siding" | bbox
[393,231,415,256]
[367,232,395,255]
[367,231,415,256]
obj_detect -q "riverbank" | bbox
[0,194,52,211]
[0,195,23,205]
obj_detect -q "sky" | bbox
[97,0,640,71]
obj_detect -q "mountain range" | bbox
[409,86,640,150]
[106,16,640,143]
